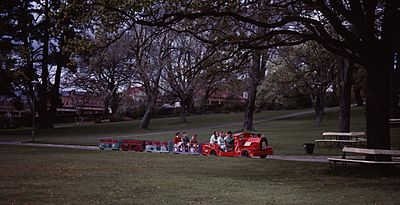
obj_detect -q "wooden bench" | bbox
[316,132,366,147]
[389,118,400,127]
[328,147,400,167]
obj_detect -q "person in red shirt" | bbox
[174,132,181,144]
[173,132,182,151]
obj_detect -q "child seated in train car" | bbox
[217,132,226,151]
[181,132,190,151]
[190,133,199,152]
[173,132,182,151]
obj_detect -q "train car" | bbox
[120,139,146,152]
[201,132,273,158]
[172,142,200,155]
[99,139,116,150]
[145,140,169,153]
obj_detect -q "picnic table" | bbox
[328,146,400,167]
[389,118,400,127]
[315,132,366,147]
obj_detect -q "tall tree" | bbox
[65,35,133,115]
[126,26,172,129]
[278,42,336,127]
[337,58,353,132]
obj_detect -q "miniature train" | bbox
[99,132,273,158]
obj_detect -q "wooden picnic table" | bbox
[322,132,365,140]
[389,118,400,127]
[316,132,366,147]
[328,146,400,167]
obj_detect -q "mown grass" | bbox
[0,110,297,145]
[0,145,399,205]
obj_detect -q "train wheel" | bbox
[209,150,217,156]
[241,150,250,158]
[260,155,267,159]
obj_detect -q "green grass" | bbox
[1,145,399,205]
[1,107,400,156]
[0,110,296,145]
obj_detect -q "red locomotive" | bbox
[201,132,273,158]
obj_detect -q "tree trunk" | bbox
[243,81,257,131]
[353,86,364,107]
[338,60,353,132]
[38,0,53,129]
[242,51,267,131]
[140,95,157,129]
[180,98,188,122]
[111,91,118,115]
[390,52,400,118]
[313,93,324,127]
[49,64,62,121]
[365,52,391,152]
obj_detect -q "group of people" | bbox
[209,131,234,151]
[173,130,235,152]
[173,132,198,152]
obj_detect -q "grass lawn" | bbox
[1,107,400,156]
[1,145,399,205]
[0,109,296,145]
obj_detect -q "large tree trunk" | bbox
[365,51,392,152]
[49,64,62,122]
[140,94,157,129]
[180,98,188,122]
[111,91,118,115]
[338,60,353,132]
[312,92,324,127]
[38,0,53,129]
[243,81,257,131]
[353,86,364,107]
[242,51,267,131]
[390,52,400,118]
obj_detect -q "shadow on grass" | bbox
[327,164,400,178]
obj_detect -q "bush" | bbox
[221,102,245,113]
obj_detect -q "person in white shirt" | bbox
[217,132,226,151]
[209,131,218,144]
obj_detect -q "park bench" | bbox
[389,118,400,127]
[315,132,366,147]
[328,146,400,167]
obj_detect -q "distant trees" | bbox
[65,35,133,115]
[257,42,337,127]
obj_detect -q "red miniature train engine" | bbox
[201,132,273,158]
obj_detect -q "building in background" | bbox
[58,90,105,114]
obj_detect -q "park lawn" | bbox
[0,145,399,205]
[0,109,298,145]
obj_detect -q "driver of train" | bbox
[224,131,234,151]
